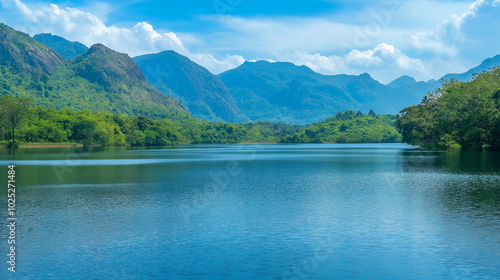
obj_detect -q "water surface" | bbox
[1,144,500,279]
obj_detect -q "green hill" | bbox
[0,24,66,74]
[280,110,401,143]
[0,24,188,120]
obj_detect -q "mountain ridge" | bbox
[33,33,88,60]
[0,24,188,120]
[0,24,66,74]
[134,50,244,122]
[3,24,500,125]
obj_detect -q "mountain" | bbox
[34,33,88,60]
[387,75,417,88]
[69,44,185,117]
[441,54,500,82]
[218,54,500,124]
[0,24,187,119]
[218,61,402,124]
[386,75,436,105]
[0,24,66,74]
[385,54,500,108]
[134,51,244,122]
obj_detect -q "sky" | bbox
[0,0,499,83]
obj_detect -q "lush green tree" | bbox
[396,67,500,150]
[280,111,401,144]
[0,95,34,147]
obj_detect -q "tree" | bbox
[0,95,34,148]
[396,67,500,150]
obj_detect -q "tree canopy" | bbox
[396,67,500,150]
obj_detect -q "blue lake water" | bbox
[1,144,500,279]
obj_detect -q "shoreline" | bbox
[0,143,96,149]
[0,142,407,149]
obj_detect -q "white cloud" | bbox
[1,0,499,82]
[410,0,490,56]
[0,0,244,74]
[282,43,425,83]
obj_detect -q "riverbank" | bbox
[0,143,98,149]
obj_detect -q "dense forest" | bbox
[396,67,500,150]
[0,95,400,147]
[280,110,401,143]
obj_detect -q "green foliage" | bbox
[0,57,189,120]
[0,23,66,75]
[0,96,181,146]
[0,96,402,146]
[0,96,304,146]
[396,67,500,150]
[0,25,188,120]
[0,95,34,147]
[177,120,302,144]
[279,110,401,143]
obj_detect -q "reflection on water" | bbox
[0,144,499,279]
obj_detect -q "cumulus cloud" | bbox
[410,0,490,56]
[282,43,425,83]
[0,0,244,73]
[1,0,498,82]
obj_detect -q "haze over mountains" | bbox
[33,33,88,60]
[135,51,245,123]
[132,47,500,124]
[1,24,498,125]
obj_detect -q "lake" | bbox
[1,144,500,279]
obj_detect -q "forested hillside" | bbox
[396,67,500,150]
[280,110,401,143]
[0,24,188,120]
[0,95,302,146]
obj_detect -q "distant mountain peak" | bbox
[358,72,373,79]
[74,43,150,90]
[135,50,242,122]
[35,33,67,43]
[442,54,500,82]
[387,75,417,88]
[86,43,112,55]
[231,60,318,77]
[34,33,88,60]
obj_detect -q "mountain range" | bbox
[135,51,245,122]
[1,23,499,125]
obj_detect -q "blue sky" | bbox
[0,0,499,83]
